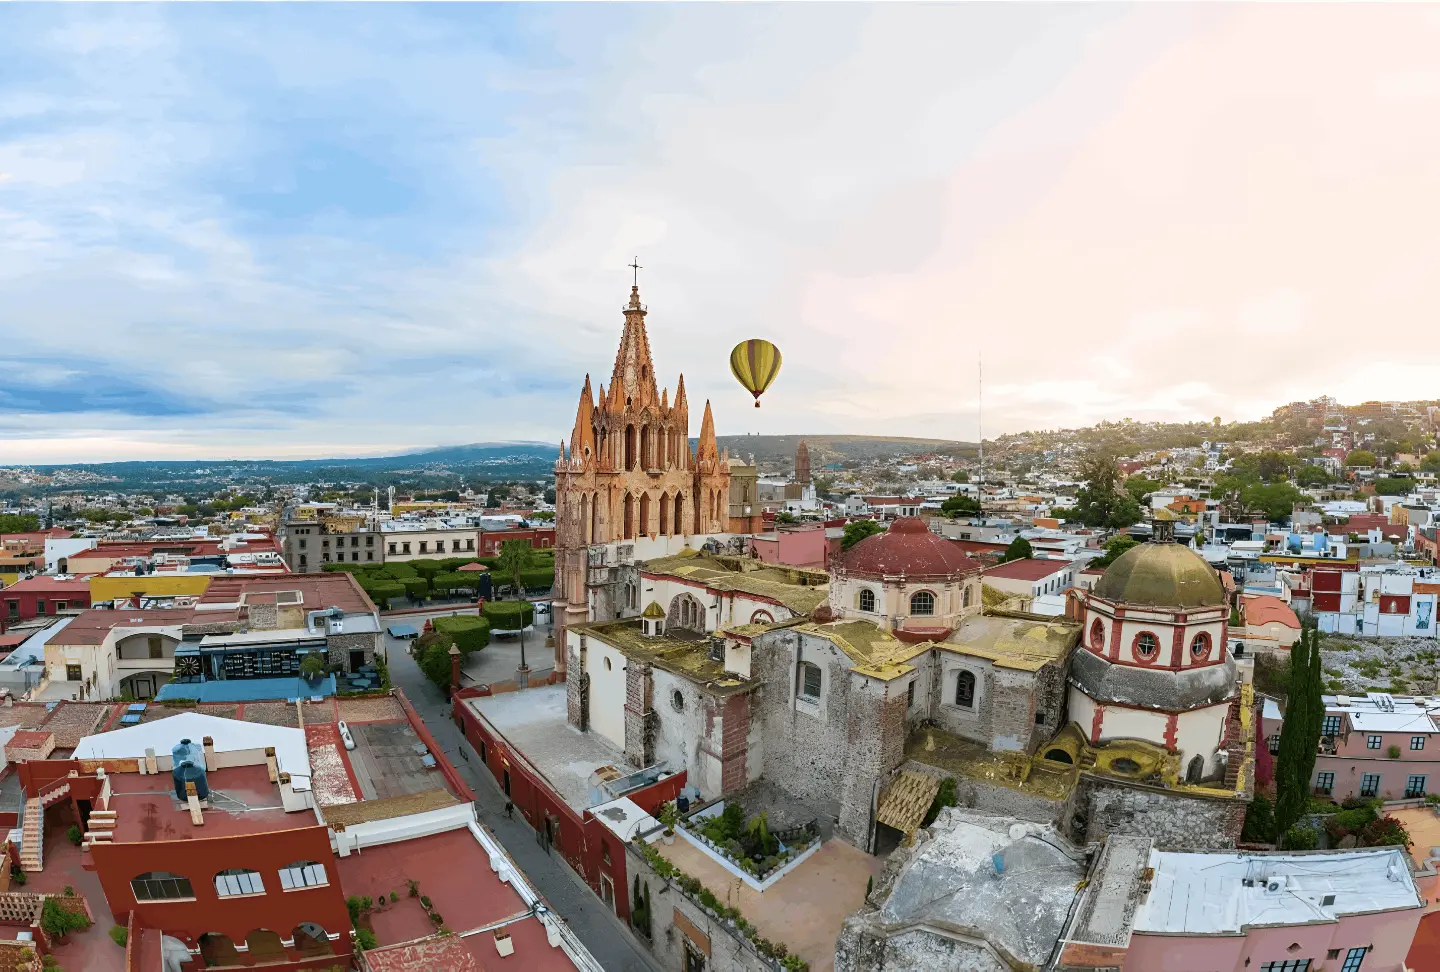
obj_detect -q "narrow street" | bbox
[382,618,663,972]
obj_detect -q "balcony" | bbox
[116,656,175,672]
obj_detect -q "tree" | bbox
[40,897,89,940]
[842,520,884,549]
[1091,534,1139,568]
[1074,449,1142,529]
[1345,450,1377,467]
[951,470,970,483]
[775,511,798,524]
[1295,465,1333,488]
[0,513,40,533]
[1123,475,1162,504]
[1422,452,1440,472]
[1273,624,1324,841]
[1244,482,1306,523]
[941,495,981,517]
[1373,477,1417,496]
[1000,537,1033,563]
[496,539,536,599]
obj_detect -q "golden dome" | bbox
[1092,542,1225,609]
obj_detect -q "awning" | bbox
[876,770,941,841]
[386,623,420,638]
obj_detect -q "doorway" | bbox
[349,650,365,672]
[502,769,511,796]
[600,873,614,912]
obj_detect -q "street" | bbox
[381,617,663,972]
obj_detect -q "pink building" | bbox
[746,525,828,569]
[1122,848,1424,972]
[1267,693,1440,802]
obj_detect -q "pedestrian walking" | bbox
[504,800,514,819]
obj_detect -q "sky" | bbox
[6,4,1440,463]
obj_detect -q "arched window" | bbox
[797,661,822,701]
[962,585,972,609]
[246,930,285,962]
[623,493,635,540]
[591,491,601,542]
[1090,619,1105,650]
[674,493,685,537]
[1187,755,1206,783]
[131,871,194,901]
[278,861,328,890]
[671,689,685,712]
[1134,632,1159,660]
[955,670,976,709]
[659,493,670,536]
[910,591,935,616]
[293,923,334,957]
[580,493,591,544]
[639,492,651,537]
[214,868,265,897]
[624,425,636,471]
[1189,632,1211,660]
[858,588,876,613]
[750,610,774,624]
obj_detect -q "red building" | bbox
[478,526,555,556]
[1,575,92,625]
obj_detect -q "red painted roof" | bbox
[1243,594,1301,630]
[49,608,196,645]
[0,575,93,593]
[836,518,982,579]
[6,730,52,751]
[983,558,1075,582]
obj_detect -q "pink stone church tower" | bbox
[550,283,731,673]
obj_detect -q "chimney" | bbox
[202,736,216,772]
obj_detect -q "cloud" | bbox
[3,5,1440,462]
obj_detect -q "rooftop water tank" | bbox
[171,737,209,802]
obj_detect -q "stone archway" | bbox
[293,923,334,957]
[1186,755,1206,784]
[245,929,286,963]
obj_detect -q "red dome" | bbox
[837,518,982,579]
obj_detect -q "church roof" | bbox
[793,619,929,681]
[942,614,1080,672]
[837,517,983,580]
[641,601,666,619]
[1091,542,1226,609]
[640,552,828,615]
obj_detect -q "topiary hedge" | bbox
[483,601,535,630]
[361,580,405,608]
[411,560,443,579]
[431,615,491,654]
[401,577,429,601]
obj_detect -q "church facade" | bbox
[551,284,734,673]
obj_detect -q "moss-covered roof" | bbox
[942,613,1080,672]
[642,552,829,614]
[1092,541,1226,608]
[792,619,929,681]
[907,727,1077,801]
[641,600,666,619]
[574,619,755,694]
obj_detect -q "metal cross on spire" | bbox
[629,257,642,287]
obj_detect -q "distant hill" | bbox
[712,435,975,464]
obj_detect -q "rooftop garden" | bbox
[678,802,819,883]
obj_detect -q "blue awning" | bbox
[154,674,336,703]
[386,623,420,637]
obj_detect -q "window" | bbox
[299,555,307,568]
[366,535,374,546]
[351,536,358,547]
[1406,775,1427,798]
[858,589,876,613]
[1090,620,1105,649]
[962,586,972,608]
[1134,632,1158,659]
[388,543,397,555]
[1340,947,1369,972]
[910,591,935,616]
[955,670,976,709]
[277,861,328,890]
[1268,734,1281,754]
[351,552,359,562]
[1413,735,1426,751]
[149,636,163,659]
[419,542,428,554]
[5,601,16,620]
[35,600,45,616]
[1322,715,1343,736]
[402,543,411,554]
[1315,772,1335,795]
[1189,632,1210,659]
[1261,961,1311,972]
[1360,773,1381,797]
[466,539,475,551]
[214,869,264,897]
[322,539,330,549]
[1368,735,1382,749]
[366,551,374,561]
[298,539,307,550]
[131,871,194,901]
[66,665,82,682]
[797,661,821,702]
[750,610,774,625]
[54,601,66,613]
[671,690,685,713]
[906,680,916,709]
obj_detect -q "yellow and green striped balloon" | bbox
[729,339,782,408]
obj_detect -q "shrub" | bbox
[411,561,443,579]
[1283,825,1318,851]
[389,890,399,903]
[1389,745,1402,759]
[109,925,127,947]
[355,928,377,951]
[300,654,327,681]
[1241,794,1276,843]
[519,566,555,590]
[1361,816,1412,848]
[482,601,535,630]
[40,897,89,939]
[360,580,405,609]
[66,824,82,846]
[401,577,429,601]
[11,866,25,885]
[431,615,491,654]
[923,778,958,827]
[407,879,419,897]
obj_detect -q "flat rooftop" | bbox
[106,764,306,841]
[574,619,755,694]
[466,684,626,812]
[640,550,829,614]
[942,613,1080,673]
[1134,847,1422,935]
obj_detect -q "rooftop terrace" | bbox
[573,619,754,693]
[106,764,305,841]
[641,550,829,614]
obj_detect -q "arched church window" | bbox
[1189,632,1211,660]
[1186,755,1206,783]
[750,610,774,624]
[858,589,876,613]
[1134,632,1159,660]
[1090,619,1105,650]
[955,670,976,709]
[910,591,935,616]
[962,585,972,609]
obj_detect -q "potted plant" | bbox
[658,801,679,845]
[301,653,327,685]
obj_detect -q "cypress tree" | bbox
[1295,625,1325,802]
[1272,625,1317,842]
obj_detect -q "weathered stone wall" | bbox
[1032,660,1069,748]
[836,924,1009,972]
[623,659,654,768]
[565,635,586,729]
[1074,776,1245,848]
[325,632,377,670]
[248,603,278,630]
[651,667,708,788]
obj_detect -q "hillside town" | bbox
[4,282,1440,972]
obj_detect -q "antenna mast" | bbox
[978,353,984,493]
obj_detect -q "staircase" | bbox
[18,798,42,873]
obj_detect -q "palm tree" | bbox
[495,540,534,600]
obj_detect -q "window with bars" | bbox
[278,861,328,890]
[1261,961,1311,972]
[1360,774,1381,797]
[131,872,194,901]
[956,670,976,709]
[214,869,265,897]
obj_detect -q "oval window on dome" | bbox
[1089,619,1105,650]
[1190,632,1211,660]
[1134,632,1159,659]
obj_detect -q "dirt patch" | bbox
[1318,636,1440,696]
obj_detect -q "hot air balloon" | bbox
[729,339,782,408]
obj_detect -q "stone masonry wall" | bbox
[754,630,849,826]
[1075,775,1245,849]
[1031,660,1069,749]
[623,660,654,768]
[566,637,586,729]
[325,632,378,670]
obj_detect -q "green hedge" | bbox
[519,567,554,589]
[411,561,443,579]
[482,601,535,629]
[431,572,481,594]
[401,577,430,600]
[361,580,405,609]
[431,615,491,654]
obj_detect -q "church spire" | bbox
[609,278,659,409]
[569,374,596,463]
[696,399,719,463]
